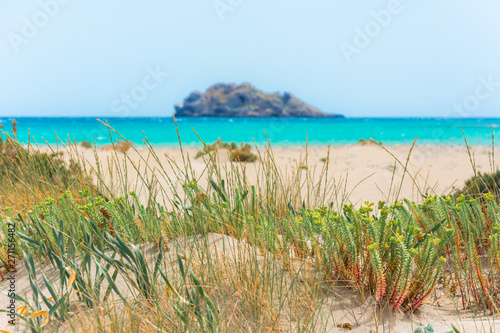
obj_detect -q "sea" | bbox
[1,117,499,147]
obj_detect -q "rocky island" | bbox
[174,83,343,118]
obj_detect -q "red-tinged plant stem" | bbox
[408,297,425,311]
[453,264,467,309]
[376,274,387,301]
[468,268,481,308]
[393,288,409,309]
[389,274,401,305]
[475,264,490,310]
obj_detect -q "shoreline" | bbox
[27,141,500,149]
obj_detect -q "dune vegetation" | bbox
[0,123,499,332]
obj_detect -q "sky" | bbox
[0,0,499,118]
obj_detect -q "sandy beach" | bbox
[2,141,499,332]
[62,142,500,206]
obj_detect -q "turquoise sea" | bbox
[1,117,500,147]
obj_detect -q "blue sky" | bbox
[0,0,499,118]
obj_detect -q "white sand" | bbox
[1,143,499,332]
[73,143,499,206]
[1,232,499,332]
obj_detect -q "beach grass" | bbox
[1,124,500,332]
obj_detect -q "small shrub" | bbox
[0,131,96,213]
[357,138,382,146]
[80,140,93,149]
[118,140,132,152]
[101,140,133,153]
[195,139,228,158]
[229,143,257,162]
[0,138,82,186]
[456,170,500,197]
[196,140,257,162]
